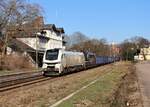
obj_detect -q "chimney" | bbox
[32,16,44,30]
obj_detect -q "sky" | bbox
[29,0,150,43]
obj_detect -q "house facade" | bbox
[16,24,65,52]
[15,24,65,67]
[6,17,66,67]
[134,46,150,61]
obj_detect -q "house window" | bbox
[39,38,47,43]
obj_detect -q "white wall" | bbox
[17,38,37,50]
[43,30,63,49]
[17,30,64,51]
[47,39,63,49]
[44,30,62,41]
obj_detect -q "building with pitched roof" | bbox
[5,17,66,67]
[134,46,150,61]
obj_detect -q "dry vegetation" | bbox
[111,63,143,107]
[0,54,34,71]
[0,61,141,107]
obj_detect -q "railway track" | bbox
[0,72,52,92]
[0,63,114,92]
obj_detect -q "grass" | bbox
[0,70,13,75]
[0,62,132,107]
[56,68,127,107]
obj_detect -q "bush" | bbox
[0,54,34,71]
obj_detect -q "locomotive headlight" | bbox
[55,64,61,71]
[55,68,59,71]
[42,63,47,68]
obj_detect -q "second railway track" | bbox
[0,72,52,92]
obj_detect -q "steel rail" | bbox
[0,71,52,92]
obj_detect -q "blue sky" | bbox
[29,0,150,43]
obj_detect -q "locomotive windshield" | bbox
[45,49,59,60]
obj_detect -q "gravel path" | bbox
[136,61,150,107]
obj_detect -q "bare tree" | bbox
[68,32,89,45]
[131,36,149,48]
[69,35,110,56]
[0,0,42,55]
[120,36,150,61]
[131,36,150,60]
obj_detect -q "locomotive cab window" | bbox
[46,49,59,60]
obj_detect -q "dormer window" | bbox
[41,31,47,35]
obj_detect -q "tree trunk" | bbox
[2,33,8,56]
[142,51,147,60]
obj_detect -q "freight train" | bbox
[42,48,119,76]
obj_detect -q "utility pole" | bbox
[126,49,128,61]
[36,33,38,68]
[109,43,112,57]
